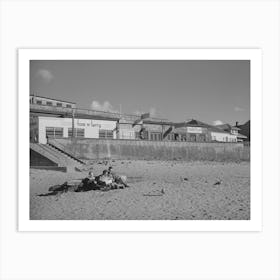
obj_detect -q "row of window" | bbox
[45,128,236,142]
[33,100,73,108]
[45,127,113,139]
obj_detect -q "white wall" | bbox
[210,132,237,142]
[38,116,117,144]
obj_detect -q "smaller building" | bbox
[215,123,247,142]
[30,94,76,109]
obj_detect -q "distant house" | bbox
[172,119,238,143]
[215,123,247,142]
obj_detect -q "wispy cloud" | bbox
[91,100,119,113]
[134,107,157,117]
[213,120,224,126]
[36,69,54,83]
[234,106,244,112]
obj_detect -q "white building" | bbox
[38,116,117,144]
[30,94,76,109]
[210,130,238,142]
[212,123,247,142]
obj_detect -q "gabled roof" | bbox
[237,133,247,139]
[216,123,241,131]
[173,119,232,134]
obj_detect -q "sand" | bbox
[30,160,250,220]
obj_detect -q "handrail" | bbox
[30,103,169,123]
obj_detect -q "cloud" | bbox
[133,107,157,117]
[91,100,119,113]
[234,106,244,112]
[213,120,224,126]
[36,69,54,83]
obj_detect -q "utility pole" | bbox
[72,108,75,140]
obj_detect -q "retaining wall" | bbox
[50,138,250,162]
[30,149,58,166]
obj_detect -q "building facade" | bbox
[30,96,243,144]
[37,116,117,144]
[30,94,76,109]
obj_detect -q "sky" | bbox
[30,60,250,125]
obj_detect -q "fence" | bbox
[49,138,250,162]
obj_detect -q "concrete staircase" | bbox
[30,143,85,170]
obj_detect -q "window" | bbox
[120,130,135,139]
[46,127,63,138]
[56,102,62,107]
[135,129,148,140]
[68,128,85,138]
[199,134,206,142]
[36,100,42,105]
[99,130,114,139]
[167,133,175,141]
[150,132,162,141]
[190,134,196,142]
[66,104,72,108]
[46,101,53,106]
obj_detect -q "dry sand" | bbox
[30,160,250,220]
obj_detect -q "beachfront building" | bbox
[171,119,212,142]
[117,115,173,141]
[30,96,119,143]
[30,95,242,144]
[215,123,247,142]
[30,94,77,109]
[30,96,171,143]
[37,116,118,144]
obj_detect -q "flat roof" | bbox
[30,94,76,104]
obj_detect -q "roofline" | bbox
[30,94,77,104]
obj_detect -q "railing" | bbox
[30,103,169,123]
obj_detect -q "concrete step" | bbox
[45,144,84,167]
[47,142,85,165]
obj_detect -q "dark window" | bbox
[167,133,175,141]
[99,130,114,139]
[56,103,62,107]
[190,134,196,142]
[46,127,63,138]
[150,132,162,141]
[68,128,85,138]
[46,101,52,106]
[36,100,42,105]
[199,134,206,142]
[136,129,148,140]
[66,104,72,108]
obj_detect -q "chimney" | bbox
[235,121,239,127]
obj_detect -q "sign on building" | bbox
[186,127,203,134]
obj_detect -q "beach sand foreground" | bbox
[30,160,250,220]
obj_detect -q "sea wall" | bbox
[50,138,250,162]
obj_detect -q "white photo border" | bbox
[18,48,262,232]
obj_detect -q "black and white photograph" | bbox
[29,56,251,221]
[2,1,280,280]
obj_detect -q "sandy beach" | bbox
[30,160,250,220]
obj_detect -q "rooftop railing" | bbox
[30,103,170,123]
